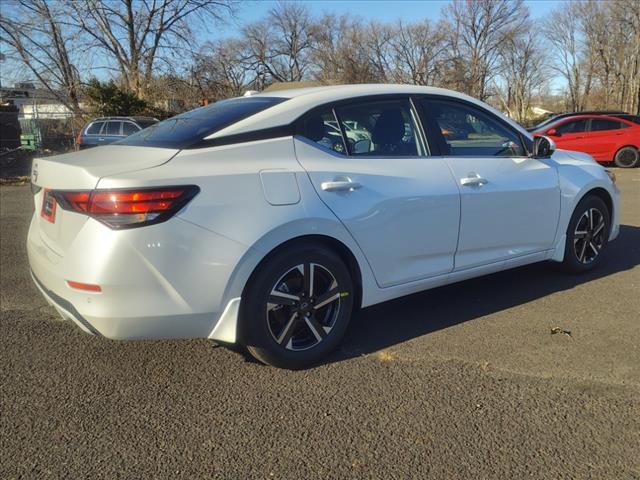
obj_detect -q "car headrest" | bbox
[372,108,405,145]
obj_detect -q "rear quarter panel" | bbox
[97,137,378,308]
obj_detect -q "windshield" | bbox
[116,96,287,149]
[531,116,561,132]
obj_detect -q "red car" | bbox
[533,115,640,168]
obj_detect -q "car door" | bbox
[294,97,461,288]
[98,121,122,145]
[583,118,630,161]
[548,118,589,154]
[83,121,104,147]
[420,97,561,270]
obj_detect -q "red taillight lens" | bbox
[75,133,82,145]
[54,186,199,229]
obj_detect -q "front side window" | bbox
[590,119,627,132]
[334,99,425,156]
[556,119,587,134]
[426,99,526,157]
[85,122,104,135]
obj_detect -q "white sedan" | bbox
[28,84,620,369]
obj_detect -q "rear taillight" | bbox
[54,186,199,229]
[75,132,82,145]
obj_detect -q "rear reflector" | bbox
[54,185,199,229]
[67,280,102,292]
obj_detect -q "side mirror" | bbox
[533,135,556,159]
[547,128,559,137]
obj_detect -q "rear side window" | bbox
[117,97,288,149]
[426,99,526,157]
[122,122,140,135]
[334,99,425,156]
[85,122,104,135]
[556,119,587,134]
[590,119,627,131]
[300,108,347,154]
[105,121,121,135]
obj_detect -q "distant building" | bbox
[0,85,76,119]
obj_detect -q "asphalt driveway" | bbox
[1,168,639,479]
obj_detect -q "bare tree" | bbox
[581,0,640,113]
[496,26,548,122]
[192,40,262,99]
[543,2,594,111]
[312,15,380,84]
[243,1,316,84]
[71,0,233,97]
[444,0,528,101]
[388,19,448,85]
[0,0,83,113]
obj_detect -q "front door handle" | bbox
[321,177,362,192]
[460,172,488,187]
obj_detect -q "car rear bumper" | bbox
[27,213,248,341]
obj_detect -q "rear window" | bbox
[590,119,626,132]
[85,122,104,135]
[617,115,640,125]
[136,119,158,129]
[116,97,288,148]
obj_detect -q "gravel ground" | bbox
[1,168,639,479]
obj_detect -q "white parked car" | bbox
[28,84,620,369]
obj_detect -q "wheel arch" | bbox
[242,234,364,311]
[580,187,614,221]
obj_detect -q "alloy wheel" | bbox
[573,207,607,264]
[266,263,343,351]
[616,148,638,168]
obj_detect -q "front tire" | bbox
[562,195,610,273]
[614,146,639,168]
[241,243,354,369]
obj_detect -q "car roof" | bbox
[542,114,636,130]
[207,84,532,140]
[90,116,158,122]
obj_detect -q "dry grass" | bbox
[375,350,398,362]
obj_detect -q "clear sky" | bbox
[217,0,565,92]
[222,0,561,37]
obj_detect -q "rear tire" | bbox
[561,195,610,273]
[241,243,354,369]
[614,146,639,168]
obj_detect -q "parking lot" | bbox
[1,169,639,479]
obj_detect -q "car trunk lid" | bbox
[31,145,178,256]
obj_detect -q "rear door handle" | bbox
[321,177,362,192]
[460,173,488,187]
